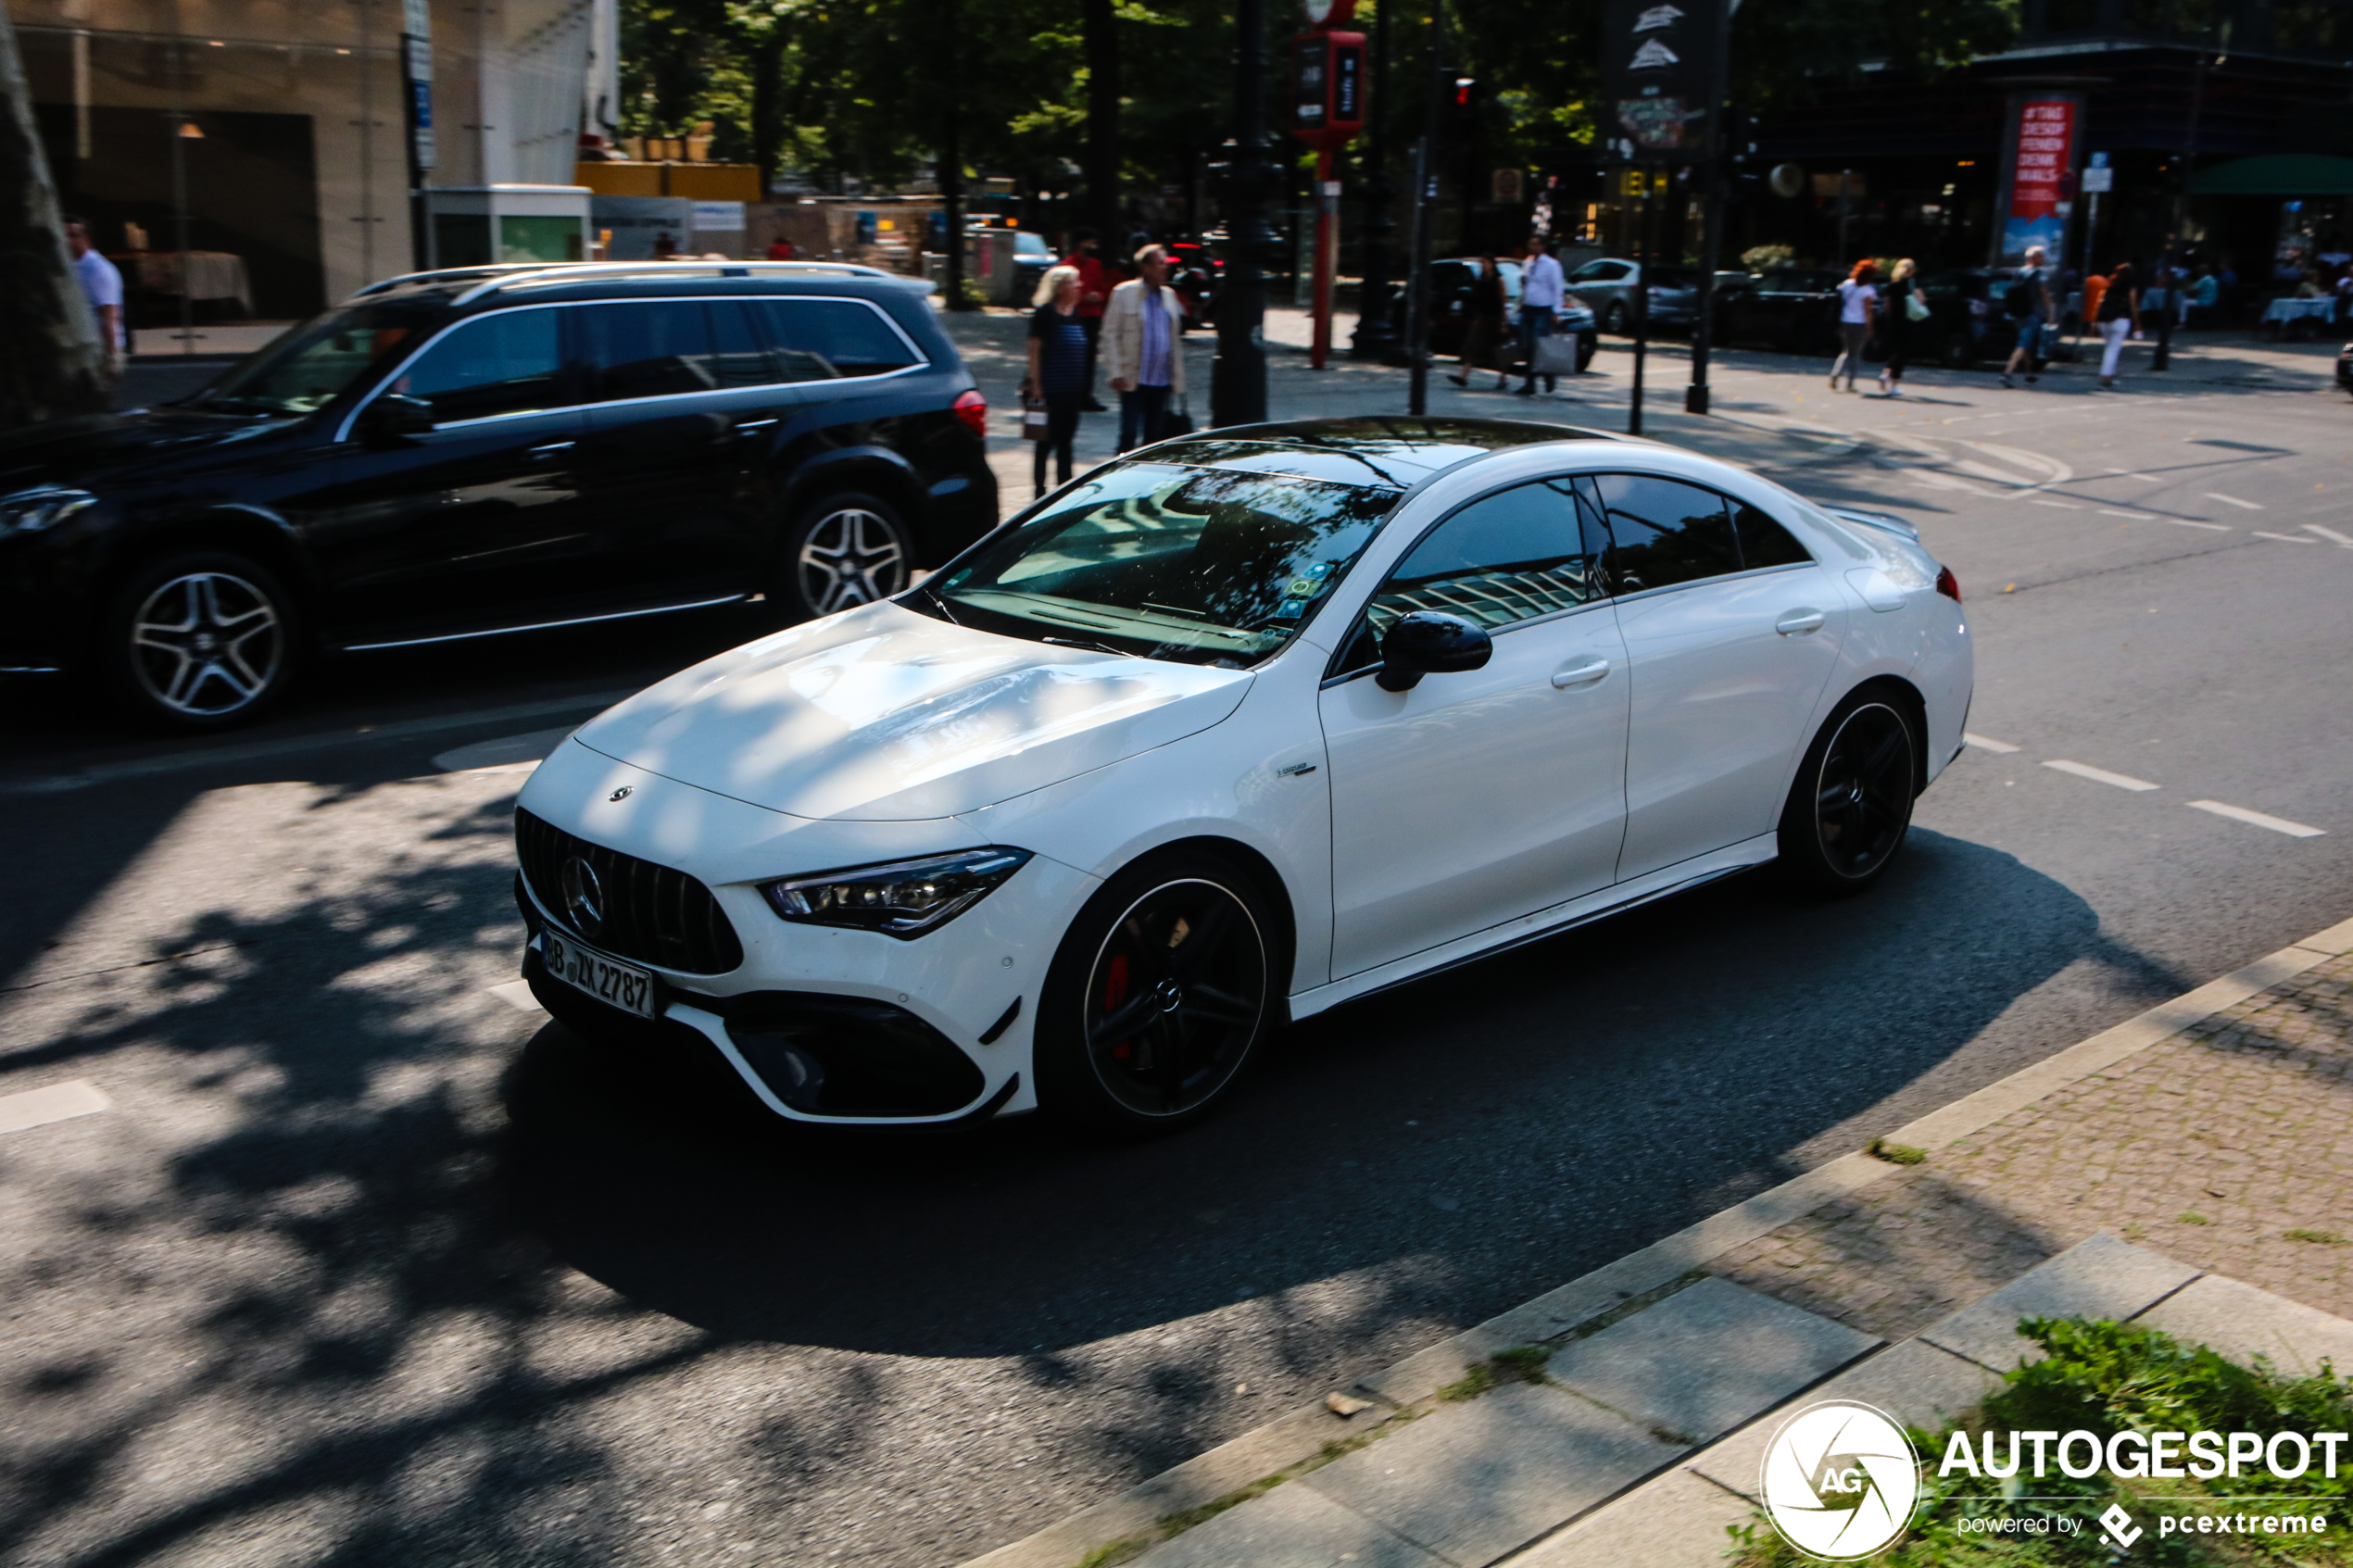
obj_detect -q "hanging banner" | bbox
[1998,94,2079,262]
[1599,0,1724,160]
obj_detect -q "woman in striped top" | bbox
[1026,265,1091,496]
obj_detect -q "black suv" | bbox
[0,261,998,730]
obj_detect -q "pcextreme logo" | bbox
[1759,1400,1922,1561]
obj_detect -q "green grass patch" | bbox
[2178,1211,2213,1226]
[2286,1229,2347,1246]
[1871,1137,1931,1165]
[1726,1316,2353,1565]
[1437,1361,1496,1401]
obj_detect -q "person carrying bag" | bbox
[1025,265,1091,495]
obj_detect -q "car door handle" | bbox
[734,418,778,433]
[1550,657,1611,688]
[1776,609,1827,636]
[526,440,574,460]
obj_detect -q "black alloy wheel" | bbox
[778,491,914,621]
[104,549,298,731]
[1604,301,1630,336]
[1039,853,1276,1132]
[1779,694,1918,893]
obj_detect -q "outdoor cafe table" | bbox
[2259,296,2338,338]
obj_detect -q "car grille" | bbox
[515,808,744,975]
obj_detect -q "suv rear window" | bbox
[755,298,921,380]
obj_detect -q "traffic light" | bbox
[1445,73,1483,142]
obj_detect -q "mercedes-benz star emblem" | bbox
[560,856,606,937]
[609,785,634,802]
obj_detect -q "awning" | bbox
[2188,153,2353,196]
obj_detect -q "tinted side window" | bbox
[763,299,921,379]
[395,309,565,421]
[581,301,718,401]
[708,301,776,388]
[1592,473,1742,593]
[1732,499,1815,569]
[1369,481,1600,636]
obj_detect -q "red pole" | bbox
[1312,150,1335,368]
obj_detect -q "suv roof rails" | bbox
[346,259,936,307]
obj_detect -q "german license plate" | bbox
[543,933,657,1020]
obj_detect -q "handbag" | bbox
[1903,285,1931,323]
[1159,391,1195,438]
[1531,332,1579,376]
[1021,393,1049,443]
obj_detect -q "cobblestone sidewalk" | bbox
[1716,950,2353,1341]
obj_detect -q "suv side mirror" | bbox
[1376,611,1493,692]
[360,393,435,445]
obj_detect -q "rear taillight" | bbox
[1935,565,1962,603]
[951,389,988,441]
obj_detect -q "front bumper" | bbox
[511,742,1097,1125]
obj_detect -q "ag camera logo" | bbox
[1760,1399,1921,1560]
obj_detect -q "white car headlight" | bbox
[0,486,97,538]
[760,847,1033,939]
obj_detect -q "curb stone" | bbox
[958,913,2353,1568]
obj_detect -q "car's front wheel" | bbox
[102,550,299,731]
[776,491,914,621]
[1037,850,1277,1134]
[1778,690,1919,894]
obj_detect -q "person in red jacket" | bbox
[1058,229,1112,410]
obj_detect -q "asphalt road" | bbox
[3,329,2348,1568]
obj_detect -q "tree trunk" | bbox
[0,9,112,431]
[1083,0,1118,245]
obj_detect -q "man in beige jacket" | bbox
[1102,245,1187,451]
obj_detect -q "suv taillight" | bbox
[1935,565,1962,603]
[951,389,987,440]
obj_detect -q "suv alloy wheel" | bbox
[780,491,915,621]
[103,550,299,730]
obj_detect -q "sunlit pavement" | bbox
[2,319,2349,1566]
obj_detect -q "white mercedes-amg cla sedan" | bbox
[512,418,1971,1132]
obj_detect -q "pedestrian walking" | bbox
[1877,257,1920,396]
[63,215,126,382]
[1104,244,1186,453]
[1447,256,1509,391]
[2001,245,2055,387]
[1024,265,1090,496]
[1829,259,1878,392]
[1058,229,1113,410]
[2095,260,2140,388]
[1515,234,1566,396]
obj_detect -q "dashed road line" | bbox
[2204,492,2263,510]
[2029,497,2080,509]
[1963,733,2020,753]
[2105,468,2165,482]
[2098,508,2229,531]
[0,1080,110,1136]
[2255,531,2319,544]
[2044,759,2160,792]
[2188,800,2326,839]
[2307,523,2353,548]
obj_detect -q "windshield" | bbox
[915,462,1399,667]
[182,298,450,415]
[1013,232,1051,257]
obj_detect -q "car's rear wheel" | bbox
[776,491,913,621]
[1779,691,1918,894]
[1037,850,1277,1134]
[1604,301,1630,336]
[102,550,298,731]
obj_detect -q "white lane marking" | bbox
[2307,523,2353,548]
[0,1080,111,1136]
[2105,468,2165,482]
[488,979,547,1013]
[1964,733,2021,753]
[433,724,579,774]
[2029,497,2081,509]
[2204,493,2263,510]
[2188,800,2326,838]
[2045,759,2160,792]
[2255,531,2320,544]
[2100,509,2229,531]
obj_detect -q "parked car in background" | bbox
[1399,258,1599,372]
[1566,258,1746,336]
[0,260,998,732]
[1007,230,1053,302]
[1714,268,1844,354]
[1913,270,2035,369]
[1169,242,1221,330]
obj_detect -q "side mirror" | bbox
[360,393,435,445]
[1376,611,1492,693]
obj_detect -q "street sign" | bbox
[1290,30,1366,150]
[2081,165,2114,192]
[1599,0,1724,159]
[1492,168,1525,204]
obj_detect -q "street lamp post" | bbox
[1349,0,1399,360]
[1211,0,1281,427]
[2152,37,2218,374]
